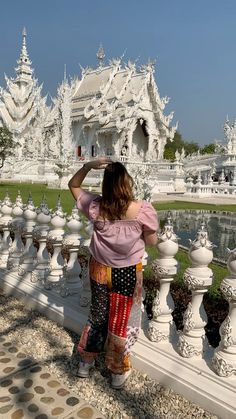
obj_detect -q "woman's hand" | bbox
[85,157,112,170]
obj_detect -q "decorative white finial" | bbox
[15,26,32,82]
[22,27,27,43]
[64,64,67,81]
[96,43,105,67]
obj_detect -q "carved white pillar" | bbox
[18,193,37,276]
[177,222,214,357]
[0,193,13,267]
[195,173,202,194]
[77,219,94,306]
[31,197,51,283]
[7,191,25,271]
[148,214,178,342]
[61,204,83,297]
[212,248,236,376]
[46,197,66,287]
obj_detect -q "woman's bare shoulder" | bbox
[124,201,143,219]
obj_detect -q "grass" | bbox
[153,201,236,212]
[0,183,75,213]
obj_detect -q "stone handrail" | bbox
[0,191,235,381]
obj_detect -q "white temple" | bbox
[0,30,177,189]
[71,47,176,162]
[184,118,236,197]
[0,29,78,183]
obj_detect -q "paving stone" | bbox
[0,343,35,379]
[0,338,104,419]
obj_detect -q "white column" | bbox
[46,197,66,287]
[0,193,13,268]
[177,222,214,357]
[212,248,236,376]
[18,193,37,276]
[148,214,179,342]
[61,205,83,297]
[31,197,51,283]
[7,191,25,271]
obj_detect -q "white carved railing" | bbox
[0,192,236,417]
[186,178,236,196]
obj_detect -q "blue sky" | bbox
[1,0,236,145]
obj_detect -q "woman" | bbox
[68,157,158,389]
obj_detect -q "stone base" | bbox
[0,269,236,419]
[132,329,236,419]
[0,268,89,333]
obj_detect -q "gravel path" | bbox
[0,291,218,419]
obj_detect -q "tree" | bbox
[0,126,15,169]
[200,143,216,155]
[164,131,199,161]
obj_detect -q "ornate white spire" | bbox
[15,27,33,83]
[96,43,105,67]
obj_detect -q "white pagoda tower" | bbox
[0,28,49,162]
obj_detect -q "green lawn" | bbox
[0,183,75,214]
[153,201,236,212]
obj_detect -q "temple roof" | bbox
[71,61,175,138]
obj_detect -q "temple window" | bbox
[77,145,82,157]
[106,148,113,156]
[91,145,96,157]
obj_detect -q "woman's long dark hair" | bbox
[99,162,134,220]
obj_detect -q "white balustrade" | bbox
[18,193,37,276]
[1,188,236,401]
[177,222,215,357]
[0,193,13,267]
[46,196,66,287]
[7,191,25,271]
[61,204,83,297]
[148,214,179,342]
[212,248,236,376]
[31,196,51,283]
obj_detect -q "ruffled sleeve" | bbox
[77,189,100,219]
[138,201,158,232]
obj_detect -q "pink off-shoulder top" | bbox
[77,190,158,268]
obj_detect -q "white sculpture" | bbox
[18,193,37,277]
[212,247,236,376]
[0,193,13,267]
[177,221,215,357]
[148,213,179,342]
[31,197,51,283]
[46,196,66,286]
[7,191,25,270]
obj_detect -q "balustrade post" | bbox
[61,204,83,297]
[0,193,13,268]
[45,196,66,287]
[212,248,236,376]
[7,191,25,271]
[148,214,178,342]
[177,222,214,357]
[31,197,51,283]
[18,193,37,276]
[80,220,93,291]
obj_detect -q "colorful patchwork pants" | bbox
[77,257,143,374]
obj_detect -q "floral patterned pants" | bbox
[77,257,143,374]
